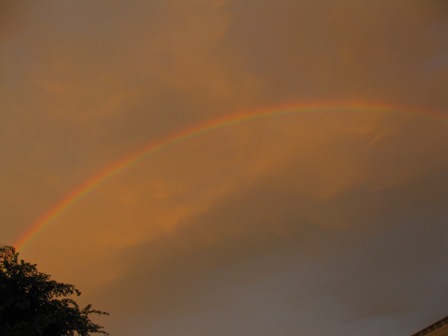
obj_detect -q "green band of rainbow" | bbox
[14,101,446,250]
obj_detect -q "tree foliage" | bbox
[0,245,109,336]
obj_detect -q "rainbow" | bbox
[14,101,446,250]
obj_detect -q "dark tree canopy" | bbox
[0,245,109,336]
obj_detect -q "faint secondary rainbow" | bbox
[14,101,446,250]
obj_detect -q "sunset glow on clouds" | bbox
[1,1,448,335]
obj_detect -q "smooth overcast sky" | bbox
[1,1,448,335]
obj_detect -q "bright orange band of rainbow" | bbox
[14,101,446,250]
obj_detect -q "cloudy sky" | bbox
[1,1,448,335]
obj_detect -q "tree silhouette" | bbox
[0,245,109,336]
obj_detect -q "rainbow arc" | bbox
[14,101,446,250]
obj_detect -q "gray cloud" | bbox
[94,113,448,335]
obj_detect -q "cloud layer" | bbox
[1,1,447,335]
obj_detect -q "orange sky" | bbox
[1,1,448,335]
